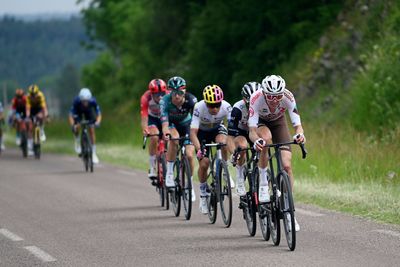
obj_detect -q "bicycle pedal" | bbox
[151,180,158,186]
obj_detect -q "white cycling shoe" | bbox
[92,153,100,164]
[258,185,270,203]
[148,167,157,179]
[28,149,34,156]
[236,179,246,197]
[40,130,46,142]
[229,176,235,189]
[16,137,21,146]
[199,196,208,214]
[165,173,175,187]
[191,188,196,202]
[295,217,300,232]
[74,140,81,154]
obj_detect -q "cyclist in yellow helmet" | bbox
[26,84,48,155]
[190,85,234,214]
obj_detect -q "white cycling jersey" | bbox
[248,89,301,128]
[190,100,232,131]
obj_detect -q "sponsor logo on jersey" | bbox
[293,107,299,115]
[250,91,262,105]
[193,109,200,117]
[249,107,254,117]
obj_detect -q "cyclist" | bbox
[10,89,29,149]
[69,88,102,164]
[248,75,305,231]
[26,84,48,143]
[161,76,197,201]
[190,85,233,214]
[0,101,4,151]
[227,82,261,196]
[140,79,168,181]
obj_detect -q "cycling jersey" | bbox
[140,90,163,119]
[228,100,250,136]
[70,96,101,123]
[190,100,232,131]
[11,96,28,116]
[248,89,301,128]
[160,92,197,126]
[27,91,46,110]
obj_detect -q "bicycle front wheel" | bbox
[218,160,232,228]
[181,156,192,220]
[280,171,296,251]
[171,160,181,217]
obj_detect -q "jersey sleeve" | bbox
[190,102,201,129]
[227,106,242,136]
[92,98,101,115]
[248,92,261,128]
[160,95,169,124]
[284,90,301,127]
[140,91,149,118]
[39,92,46,108]
[188,93,197,113]
[69,98,78,115]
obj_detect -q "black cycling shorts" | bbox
[197,125,227,158]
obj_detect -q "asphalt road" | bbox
[0,149,399,267]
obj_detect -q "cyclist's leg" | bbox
[214,125,228,161]
[234,135,248,195]
[196,129,211,196]
[256,124,272,201]
[165,126,179,186]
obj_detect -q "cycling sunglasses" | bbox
[153,92,166,97]
[206,102,222,109]
[172,90,185,96]
[265,93,284,101]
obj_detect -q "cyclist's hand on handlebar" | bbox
[293,133,306,144]
[142,127,149,136]
[253,138,265,152]
[196,148,206,160]
[230,152,240,165]
[163,130,171,141]
[94,121,101,128]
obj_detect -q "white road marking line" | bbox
[0,228,24,241]
[24,246,57,262]
[296,208,325,217]
[372,229,400,238]
[117,170,135,176]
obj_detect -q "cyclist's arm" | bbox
[26,97,31,118]
[140,93,149,133]
[160,97,170,134]
[95,113,102,125]
[227,107,241,137]
[68,100,77,126]
[93,100,101,124]
[40,92,49,117]
[190,127,201,151]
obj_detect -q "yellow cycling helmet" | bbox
[203,85,224,104]
[28,84,39,95]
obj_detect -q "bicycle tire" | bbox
[89,145,93,173]
[181,156,192,220]
[280,171,296,251]
[157,154,166,207]
[21,130,28,158]
[207,183,217,224]
[218,160,232,228]
[160,154,169,210]
[171,160,181,217]
[269,172,281,246]
[81,133,89,172]
[258,168,271,241]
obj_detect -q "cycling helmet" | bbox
[241,82,261,101]
[261,75,286,95]
[203,85,224,104]
[79,88,92,101]
[28,84,39,95]
[167,76,186,91]
[15,88,24,97]
[148,79,167,94]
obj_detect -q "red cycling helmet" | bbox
[148,79,167,94]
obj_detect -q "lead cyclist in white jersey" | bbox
[190,85,233,214]
[248,75,306,232]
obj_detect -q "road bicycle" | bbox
[143,133,169,209]
[259,140,307,251]
[202,141,232,228]
[168,135,192,220]
[80,120,93,173]
[32,116,41,159]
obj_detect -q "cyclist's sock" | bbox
[236,164,244,180]
[167,161,174,175]
[28,138,33,149]
[199,182,208,196]
[149,155,156,169]
[92,145,96,153]
[259,167,269,186]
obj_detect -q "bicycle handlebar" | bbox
[264,141,307,159]
[142,133,163,149]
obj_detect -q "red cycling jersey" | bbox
[11,96,28,114]
[140,90,162,118]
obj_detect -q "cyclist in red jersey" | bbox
[10,89,30,151]
[140,79,168,180]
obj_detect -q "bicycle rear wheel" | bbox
[33,126,41,159]
[207,182,217,224]
[280,171,296,251]
[171,160,181,217]
[218,160,232,228]
[181,156,192,220]
[157,154,166,207]
[20,130,28,158]
[244,192,257,236]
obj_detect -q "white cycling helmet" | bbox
[241,82,262,101]
[79,88,92,101]
[261,75,286,95]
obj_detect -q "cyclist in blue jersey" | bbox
[68,88,102,164]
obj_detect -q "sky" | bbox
[0,0,88,15]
